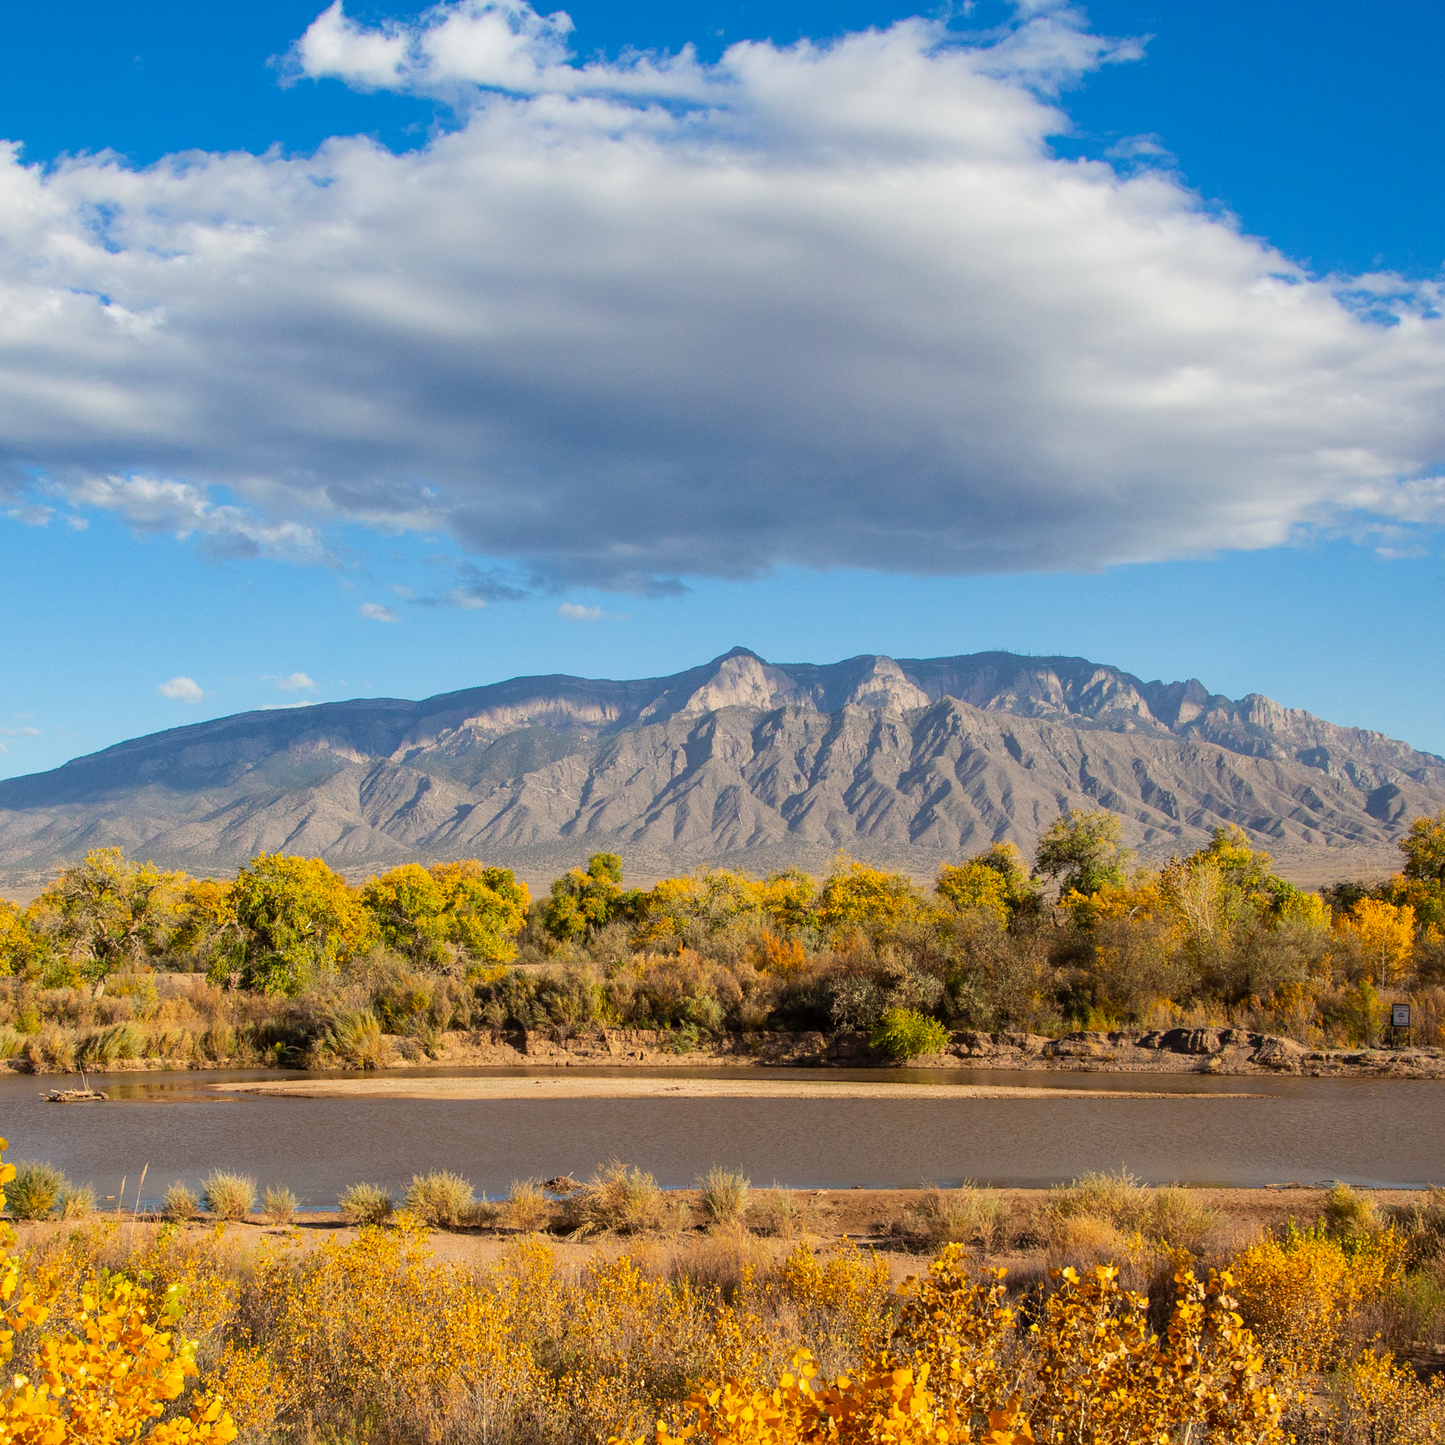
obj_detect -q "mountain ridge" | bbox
[2,648,1440,886]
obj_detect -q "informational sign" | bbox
[1392,1003,1412,1029]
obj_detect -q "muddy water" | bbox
[1,1066,1441,1205]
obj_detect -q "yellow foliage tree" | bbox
[362,860,528,967]
[30,848,187,989]
[935,845,1038,929]
[815,859,924,940]
[1336,897,1416,987]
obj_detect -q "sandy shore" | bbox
[215,1075,1258,1102]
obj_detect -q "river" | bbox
[1,1065,1440,1205]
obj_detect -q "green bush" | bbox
[263,1184,300,1225]
[700,1167,750,1228]
[162,1182,199,1221]
[870,1007,950,1059]
[7,1161,67,1219]
[339,1182,394,1226]
[404,1170,474,1228]
[203,1170,257,1220]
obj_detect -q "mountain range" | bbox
[2,648,1440,890]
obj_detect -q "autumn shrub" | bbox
[1231,1223,1408,1376]
[338,1181,394,1225]
[502,1178,553,1232]
[6,1160,66,1219]
[262,1184,299,1225]
[203,1170,257,1221]
[903,1184,1009,1251]
[0,1025,23,1058]
[700,1167,750,1229]
[162,1181,199,1221]
[322,1008,388,1069]
[1323,1182,1382,1240]
[564,1160,672,1236]
[58,1182,96,1219]
[0,1137,239,1445]
[404,1169,475,1228]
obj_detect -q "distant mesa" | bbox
[1,648,1439,886]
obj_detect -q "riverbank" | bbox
[7,1183,1410,1268]
[7,1022,1443,1078]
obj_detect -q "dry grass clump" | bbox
[203,1170,257,1221]
[747,1187,821,1239]
[263,1185,300,1225]
[404,1170,475,1229]
[661,1229,773,1297]
[338,1182,394,1225]
[902,1184,1009,1251]
[58,1183,96,1219]
[460,1196,502,1228]
[699,1167,750,1229]
[1386,1186,1445,1260]
[161,1182,199,1221]
[563,1160,679,1237]
[1322,1183,1382,1241]
[502,1179,552,1232]
[6,1161,67,1220]
[1037,1170,1219,1257]
[322,1010,389,1069]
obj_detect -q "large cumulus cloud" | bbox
[1,0,1443,591]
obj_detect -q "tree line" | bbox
[2,807,1444,1049]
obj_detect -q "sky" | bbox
[1,0,1443,778]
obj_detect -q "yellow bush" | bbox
[1229,1225,1407,1377]
[0,1138,237,1445]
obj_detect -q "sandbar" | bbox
[213,1075,1256,1102]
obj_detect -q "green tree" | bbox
[32,847,180,989]
[227,853,375,993]
[1400,810,1445,885]
[541,853,629,943]
[1032,810,1132,898]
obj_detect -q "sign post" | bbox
[1390,1002,1412,1048]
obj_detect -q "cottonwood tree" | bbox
[1032,810,1132,898]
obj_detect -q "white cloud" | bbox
[59,476,330,563]
[267,671,318,691]
[359,601,399,620]
[0,1,1443,591]
[7,505,53,526]
[0,726,41,737]
[157,676,205,702]
[556,602,603,620]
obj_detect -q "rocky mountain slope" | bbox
[2,649,1440,887]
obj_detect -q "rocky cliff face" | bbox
[1,648,1440,883]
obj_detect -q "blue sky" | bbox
[1,0,1443,778]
